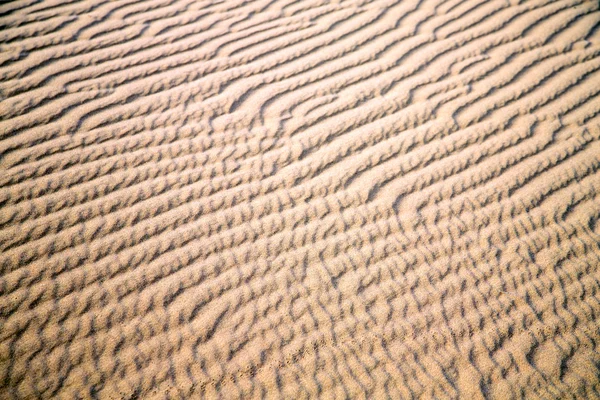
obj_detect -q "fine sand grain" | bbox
[1,0,600,398]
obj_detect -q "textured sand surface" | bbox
[1,0,600,398]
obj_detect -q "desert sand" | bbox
[1,0,600,398]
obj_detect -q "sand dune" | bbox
[1,0,600,398]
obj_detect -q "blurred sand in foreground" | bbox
[1,0,600,398]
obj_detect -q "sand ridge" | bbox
[1,0,600,398]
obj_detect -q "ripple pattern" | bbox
[1,0,600,398]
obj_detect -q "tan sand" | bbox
[1,0,600,398]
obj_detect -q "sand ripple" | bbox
[1,0,600,398]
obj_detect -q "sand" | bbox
[1,0,600,398]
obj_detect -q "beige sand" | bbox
[1,0,600,398]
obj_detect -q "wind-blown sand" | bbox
[1,0,600,398]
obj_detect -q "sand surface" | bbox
[1,0,600,398]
